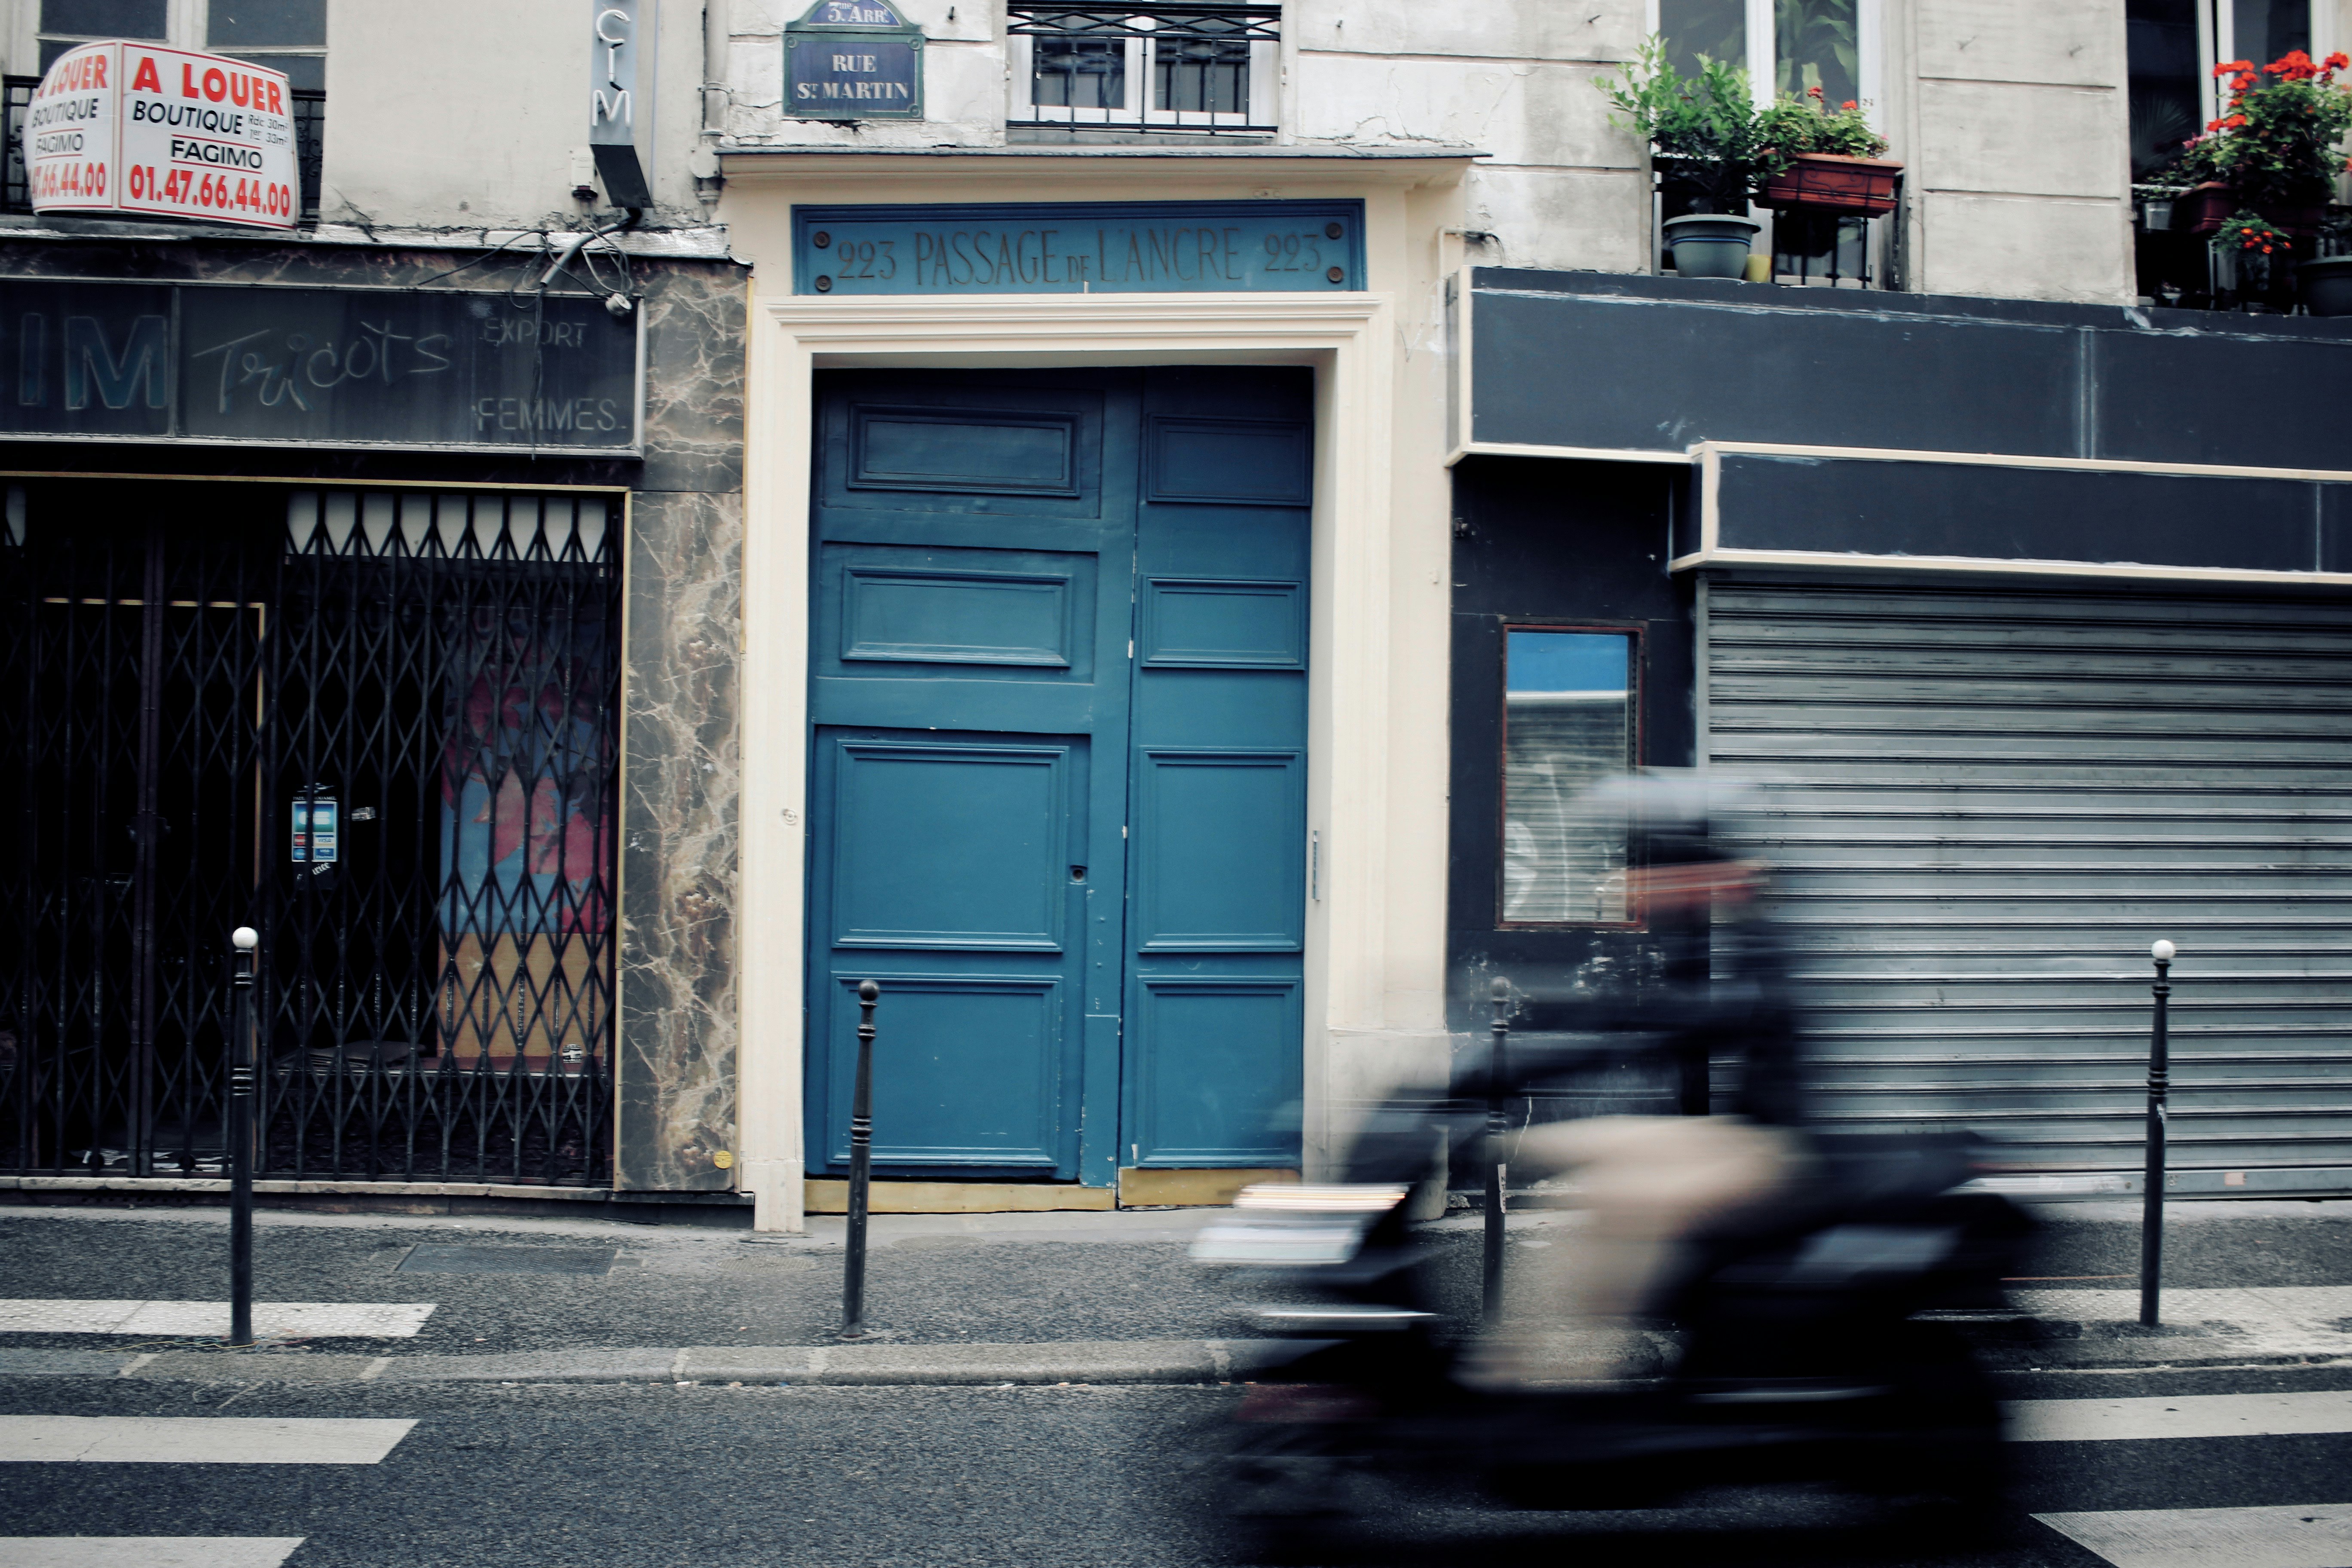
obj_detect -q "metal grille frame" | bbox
[0,479,626,1187]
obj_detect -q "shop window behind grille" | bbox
[282,490,618,1081]
[0,482,623,1186]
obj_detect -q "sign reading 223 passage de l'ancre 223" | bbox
[793,202,1369,295]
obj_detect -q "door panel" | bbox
[1129,978,1303,1167]
[1123,369,1313,1169]
[1132,750,1306,951]
[819,542,1097,680]
[808,371,1136,1182]
[825,738,1079,952]
[819,973,1069,1167]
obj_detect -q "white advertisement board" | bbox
[28,42,298,230]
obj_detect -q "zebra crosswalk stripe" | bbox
[0,1540,306,1568]
[2034,1504,2352,1568]
[0,1416,415,1465]
[2007,1391,2352,1443]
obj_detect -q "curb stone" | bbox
[0,1338,1299,1386]
[1,1327,2346,1384]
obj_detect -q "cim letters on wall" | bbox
[0,279,640,451]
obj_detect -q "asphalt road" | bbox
[4,1362,2352,1565]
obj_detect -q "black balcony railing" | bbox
[4,77,322,225]
[1009,2,1278,141]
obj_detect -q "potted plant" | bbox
[2303,212,2352,316]
[1756,87,1901,215]
[2211,208,2293,301]
[2166,49,2352,239]
[1602,39,1768,279]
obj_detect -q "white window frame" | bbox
[1643,0,1883,124]
[2199,1,2339,123]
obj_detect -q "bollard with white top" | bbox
[229,925,259,1347]
[2140,940,2174,1328]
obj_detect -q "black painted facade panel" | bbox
[1715,453,2328,573]
[1445,457,1693,1038]
[1472,270,2352,485]
[1473,285,2080,458]
[2095,331,2352,470]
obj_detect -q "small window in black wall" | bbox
[1500,626,1640,926]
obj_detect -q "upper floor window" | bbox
[37,0,325,87]
[2129,0,2328,183]
[1009,2,1278,141]
[1654,0,1877,110]
[2127,0,2338,303]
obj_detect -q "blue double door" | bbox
[806,368,1312,1185]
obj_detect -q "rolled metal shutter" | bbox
[1702,577,2352,1182]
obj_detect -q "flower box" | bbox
[1758,153,1904,216]
[2180,181,2328,235]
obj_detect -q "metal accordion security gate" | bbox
[1701,576,2352,1186]
[0,479,623,1186]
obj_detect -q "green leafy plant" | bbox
[2212,208,2292,255]
[1601,36,1769,212]
[2167,49,2352,212]
[1756,86,1890,160]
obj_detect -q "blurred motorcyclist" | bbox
[1473,773,1822,1379]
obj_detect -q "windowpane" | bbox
[1502,631,1635,924]
[218,50,324,90]
[1776,0,1858,104]
[208,0,326,47]
[1032,37,1125,109]
[1660,0,1747,79]
[2234,0,2310,66]
[2128,0,2203,182]
[38,0,166,37]
[1154,30,1250,114]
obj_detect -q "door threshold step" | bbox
[802,1179,1115,1215]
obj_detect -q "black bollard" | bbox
[842,980,879,1337]
[1484,976,1511,1326]
[2140,940,2175,1328]
[228,926,258,1348]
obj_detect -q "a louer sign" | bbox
[28,42,298,230]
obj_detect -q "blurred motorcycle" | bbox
[1191,774,2033,1559]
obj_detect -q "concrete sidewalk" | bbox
[3,1197,2350,1383]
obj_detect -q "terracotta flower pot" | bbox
[1759,153,1904,216]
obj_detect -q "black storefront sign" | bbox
[0,279,642,453]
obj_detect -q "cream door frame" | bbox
[736,291,1400,1233]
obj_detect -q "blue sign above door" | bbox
[793,201,1366,294]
